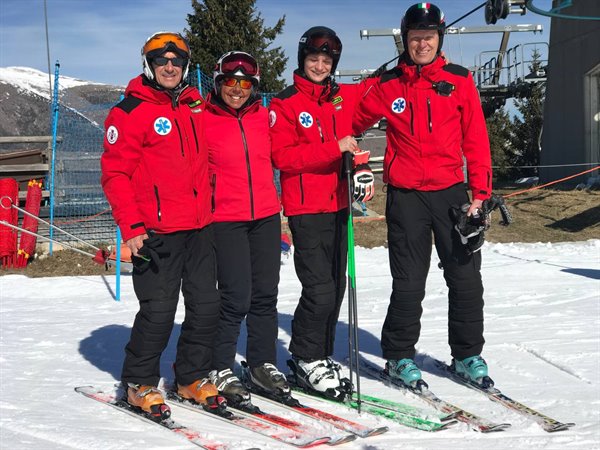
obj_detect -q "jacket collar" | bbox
[293,69,333,102]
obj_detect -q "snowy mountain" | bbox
[1,241,599,449]
[0,67,122,137]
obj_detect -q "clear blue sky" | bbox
[0,0,552,87]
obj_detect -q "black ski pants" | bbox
[211,213,281,370]
[288,210,348,360]
[382,183,485,361]
[121,227,220,387]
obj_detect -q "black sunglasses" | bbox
[152,56,187,67]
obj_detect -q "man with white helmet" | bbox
[101,31,222,418]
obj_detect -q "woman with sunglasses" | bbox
[101,31,223,418]
[269,27,376,401]
[203,52,291,408]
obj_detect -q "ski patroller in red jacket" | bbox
[353,56,492,201]
[101,75,213,242]
[204,95,280,222]
[269,71,375,216]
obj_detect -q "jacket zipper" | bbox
[174,118,185,156]
[409,102,415,135]
[427,98,432,133]
[299,174,304,205]
[154,185,162,222]
[332,115,338,139]
[210,174,216,213]
[386,153,397,182]
[238,117,255,220]
[189,117,199,153]
[316,118,325,143]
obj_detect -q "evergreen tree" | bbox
[509,49,545,178]
[186,0,287,93]
[486,107,513,181]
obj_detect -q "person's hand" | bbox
[466,199,484,217]
[338,136,359,153]
[126,233,148,257]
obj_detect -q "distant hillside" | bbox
[0,67,123,138]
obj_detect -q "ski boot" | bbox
[177,377,227,413]
[126,383,171,420]
[287,357,352,402]
[385,359,428,390]
[453,355,494,388]
[209,368,256,412]
[241,361,299,406]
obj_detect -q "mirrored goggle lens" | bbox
[220,53,258,77]
[222,77,253,89]
[144,33,189,56]
[305,34,341,55]
[153,57,187,67]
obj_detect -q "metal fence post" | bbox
[48,61,60,255]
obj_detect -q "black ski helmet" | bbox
[297,26,342,72]
[401,3,446,53]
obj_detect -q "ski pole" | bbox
[342,151,362,413]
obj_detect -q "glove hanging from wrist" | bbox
[450,203,489,254]
[352,150,374,203]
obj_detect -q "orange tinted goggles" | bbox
[222,77,253,89]
[143,32,189,56]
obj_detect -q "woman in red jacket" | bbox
[204,52,291,407]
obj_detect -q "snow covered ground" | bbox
[1,240,599,449]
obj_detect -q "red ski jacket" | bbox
[101,75,213,241]
[204,96,280,222]
[269,71,373,216]
[353,56,492,201]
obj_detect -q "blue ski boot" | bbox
[453,355,494,387]
[386,359,425,388]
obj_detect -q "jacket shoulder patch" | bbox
[275,85,298,100]
[115,96,143,114]
[380,67,403,84]
[443,64,469,78]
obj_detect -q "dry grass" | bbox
[3,186,598,277]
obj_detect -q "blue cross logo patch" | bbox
[298,112,313,128]
[391,97,406,114]
[154,117,172,135]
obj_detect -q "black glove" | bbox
[353,165,374,202]
[352,150,375,202]
[451,204,488,254]
[134,236,170,271]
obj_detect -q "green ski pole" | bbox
[343,151,362,413]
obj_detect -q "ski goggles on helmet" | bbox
[218,52,259,77]
[143,32,190,58]
[222,77,253,89]
[152,56,188,67]
[302,33,341,57]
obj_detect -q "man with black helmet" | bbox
[354,3,494,388]
[101,31,222,418]
[269,26,375,400]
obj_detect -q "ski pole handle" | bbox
[342,151,354,177]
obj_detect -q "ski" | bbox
[165,390,331,448]
[249,389,392,437]
[239,362,386,438]
[359,359,512,433]
[226,400,357,446]
[431,358,575,432]
[74,386,247,450]
[289,385,454,432]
